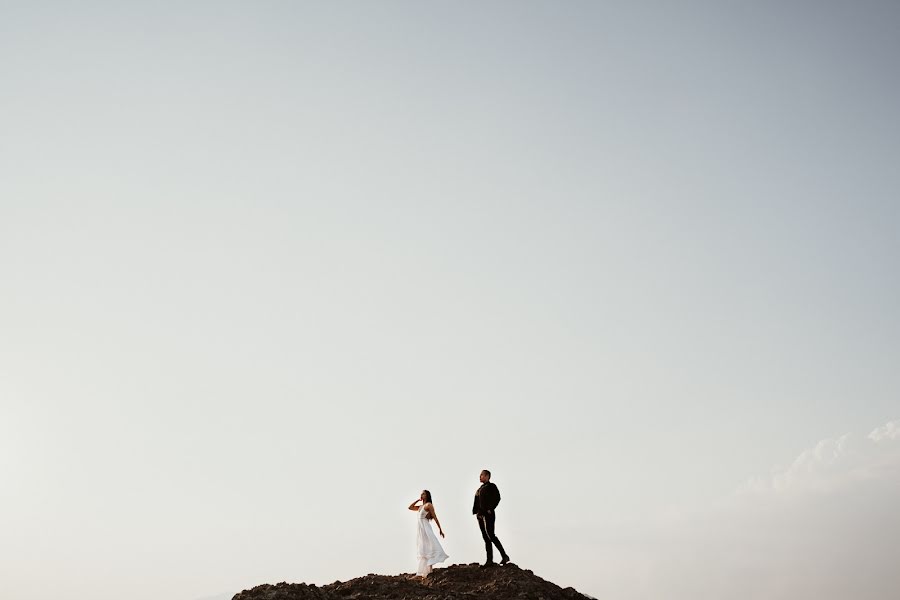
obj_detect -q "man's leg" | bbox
[484,512,510,564]
[477,515,494,565]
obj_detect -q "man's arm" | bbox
[489,483,501,510]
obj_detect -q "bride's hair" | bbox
[422,490,434,518]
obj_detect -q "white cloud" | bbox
[739,419,900,495]
[592,419,900,600]
[868,419,900,443]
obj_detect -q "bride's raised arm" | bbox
[408,499,421,511]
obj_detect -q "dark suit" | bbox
[473,482,509,563]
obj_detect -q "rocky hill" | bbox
[232,563,592,600]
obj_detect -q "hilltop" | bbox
[232,563,592,600]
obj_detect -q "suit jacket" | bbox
[473,482,501,516]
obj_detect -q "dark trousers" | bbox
[477,511,508,562]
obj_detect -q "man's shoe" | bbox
[500,556,510,565]
[480,562,497,568]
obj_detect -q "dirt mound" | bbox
[232,563,591,600]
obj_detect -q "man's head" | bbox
[480,469,491,483]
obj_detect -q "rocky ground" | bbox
[232,563,592,600]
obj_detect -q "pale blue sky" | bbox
[2,3,899,600]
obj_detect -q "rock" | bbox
[232,564,592,600]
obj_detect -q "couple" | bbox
[407,469,511,577]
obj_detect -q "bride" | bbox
[408,490,448,576]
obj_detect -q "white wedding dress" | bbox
[416,505,449,576]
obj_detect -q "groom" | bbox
[473,469,510,567]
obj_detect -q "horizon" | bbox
[2,2,899,600]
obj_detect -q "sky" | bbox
[1,2,899,599]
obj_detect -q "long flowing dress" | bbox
[416,505,449,576]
